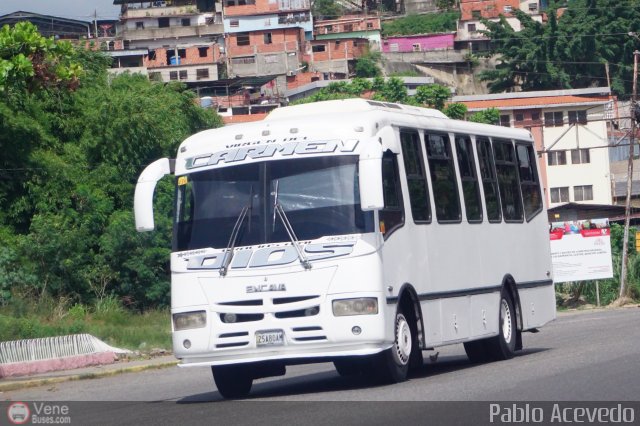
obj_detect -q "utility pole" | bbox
[94,9,99,39]
[620,46,640,300]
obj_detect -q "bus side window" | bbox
[493,139,524,222]
[425,132,461,223]
[476,137,502,223]
[516,142,543,221]
[379,150,404,238]
[400,129,431,223]
[455,134,482,223]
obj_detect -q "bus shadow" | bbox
[176,347,551,403]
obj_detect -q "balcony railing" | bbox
[122,5,201,19]
[118,23,224,40]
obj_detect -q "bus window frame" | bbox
[399,128,432,225]
[493,138,525,224]
[515,140,544,222]
[454,133,483,224]
[424,131,462,224]
[476,136,503,224]
[379,150,405,239]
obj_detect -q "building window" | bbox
[148,50,156,60]
[547,150,567,166]
[544,111,564,127]
[182,18,191,27]
[412,43,421,52]
[571,148,590,164]
[531,112,541,122]
[503,5,512,12]
[325,25,333,32]
[264,32,272,44]
[178,49,186,59]
[237,33,250,46]
[158,17,170,28]
[389,43,399,52]
[550,187,570,203]
[179,70,188,80]
[312,44,326,52]
[499,114,510,127]
[198,47,208,57]
[468,23,477,32]
[471,10,481,19]
[230,19,239,27]
[367,22,373,29]
[169,71,178,80]
[344,24,353,32]
[135,21,144,29]
[196,68,210,80]
[148,72,162,81]
[529,3,538,11]
[515,113,524,122]
[231,56,255,65]
[568,110,588,124]
[574,185,593,201]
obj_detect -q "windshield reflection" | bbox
[173,156,374,252]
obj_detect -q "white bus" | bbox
[134,99,555,398]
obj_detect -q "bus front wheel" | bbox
[374,311,412,383]
[212,365,253,399]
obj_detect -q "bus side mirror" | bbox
[134,158,173,232]
[359,141,384,211]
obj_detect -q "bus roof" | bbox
[264,98,449,122]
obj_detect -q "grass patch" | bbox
[0,294,171,351]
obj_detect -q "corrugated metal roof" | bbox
[458,95,610,111]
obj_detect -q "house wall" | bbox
[541,105,612,207]
[223,12,312,33]
[224,0,311,17]
[146,45,221,68]
[226,28,302,58]
[381,33,455,53]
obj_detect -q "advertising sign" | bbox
[549,218,613,283]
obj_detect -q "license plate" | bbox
[256,330,284,347]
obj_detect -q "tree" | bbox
[468,108,500,124]
[0,22,82,94]
[415,84,451,110]
[381,12,460,36]
[312,0,343,20]
[443,103,467,120]
[355,51,382,78]
[479,1,640,97]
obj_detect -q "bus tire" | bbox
[212,365,253,399]
[486,291,517,361]
[375,311,412,383]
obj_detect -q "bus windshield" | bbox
[173,155,374,252]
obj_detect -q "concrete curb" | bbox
[0,358,179,392]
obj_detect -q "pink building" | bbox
[381,33,455,53]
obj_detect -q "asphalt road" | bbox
[3,308,640,425]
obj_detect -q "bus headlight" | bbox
[173,311,207,331]
[332,298,378,316]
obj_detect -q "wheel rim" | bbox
[394,314,412,365]
[501,298,512,344]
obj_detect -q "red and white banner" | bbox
[549,218,613,283]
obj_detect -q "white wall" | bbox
[543,104,612,207]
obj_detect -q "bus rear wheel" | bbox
[464,291,517,363]
[212,365,253,399]
[373,311,412,383]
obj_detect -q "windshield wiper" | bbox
[272,180,312,270]
[220,187,254,277]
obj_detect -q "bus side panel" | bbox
[519,284,556,330]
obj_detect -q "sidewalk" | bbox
[0,355,178,392]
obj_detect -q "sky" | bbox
[0,0,122,21]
